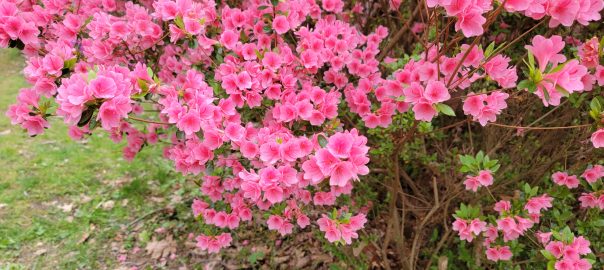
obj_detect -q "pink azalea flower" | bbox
[525,35,566,71]
[219,29,238,50]
[546,241,565,258]
[413,101,438,121]
[494,200,511,214]
[486,245,513,261]
[552,171,580,189]
[455,8,486,37]
[272,15,290,34]
[177,110,202,135]
[98,96,132,130]
[536,231,553,245]
[591,129,604,148]
[524,194,554,214]
[463,175,481,192]
[423,81,450,103]
[581,165,603,183]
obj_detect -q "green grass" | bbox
[0,49,185,269]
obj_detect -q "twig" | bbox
[126,207,167,228]
[377,5,421,61]
[487,122,592,130]
[128,115,172,125]
[449,19,547,88]
[409,177,442,269]
[446,0,508,87]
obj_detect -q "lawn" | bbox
[0,49,189,269]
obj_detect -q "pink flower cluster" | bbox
[429,0,604,37]
[452,218,486,242]
[403,81,451,121]
[195,233,233,254]
[266,200,311,235]
[524,194,554,214]
[302,130,370,187]
[483,54,518,88]
[552,171,580,189]
[176,128,368,252]
[454,189,558,262]
[463,91,509,126]
[516,0,603,28]
[427,0,491,37]
[543,236,593,270]
[578,165,604,209]
[485,245,513,262]
[524,35,589,106]
[496,215,535,242]
[5,88,49,136]
[316,212,367,244]
[581,165,604,183]
[463,169,493,192]
[578,192,604,209]
[578,37,600,69]
[0,1,39,47]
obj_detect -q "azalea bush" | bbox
[2,0,604,268]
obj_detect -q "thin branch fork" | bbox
[377,4,422,61]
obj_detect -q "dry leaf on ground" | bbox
[145,235,177,260]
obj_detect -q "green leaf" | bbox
[494,42,507,54]
[176,130,186,141]
[490,164,500,173]
[459,155,474,166]
[63,58,77,69]
[467,205,480,219]
[549,60,571,74]
[331,208,338,219]
[262,25,272,34]
[255,49,263,60]
[589,109,600,121]
[560,226,574,243]
[188,38,198,49]
[248,251,265,264]
[137,79,149,93]
[523,183,532,195]
[484,42,496,58]
[77,107,95,127]
[590,98,602,112]
[174,16,185,30]
[318,134,328,148]
[87,68,98,82]
[555,85,569,97]
[89,116,98,130]
[540,250,556,261]
[547,260,556,270]
[528,51,535,71]
[476,151,484,163]
[138,230,150,243]
[542,86,551,101]
[435,103,455,116]
[271,0,279,6]
[591,219,604,227]
[258,5,270,10]
[517,79,535,92]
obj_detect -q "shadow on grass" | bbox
[0,49,186,269]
